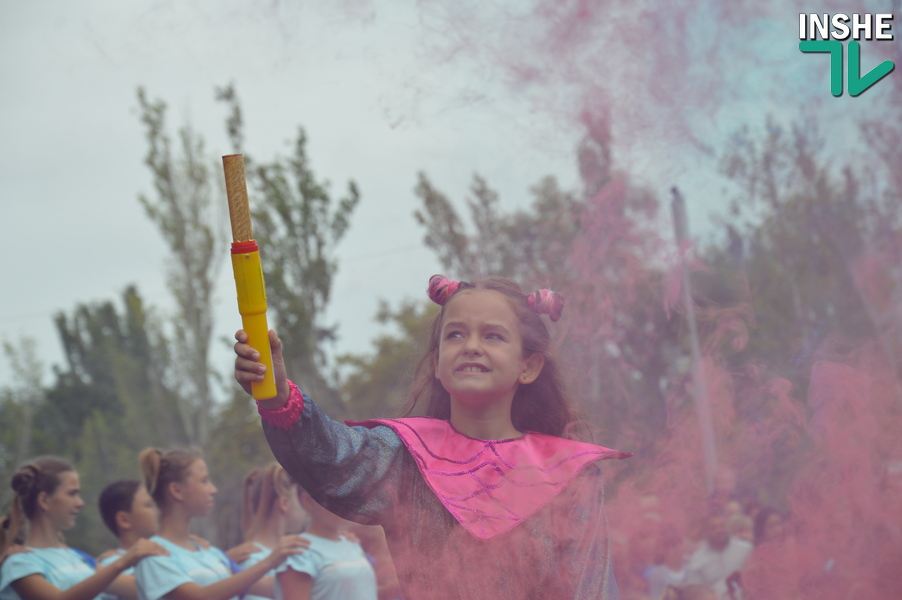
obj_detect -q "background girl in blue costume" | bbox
[134,448,303,600]
[0,457,166,600]
[234,275,632,599]
[96,479,162,600]
[238,464,309,600]
[275,489,378,600]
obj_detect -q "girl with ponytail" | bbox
[238,464,308,600]
[133,448,304,600]
[0,457,165,600]
[234,274,632,599]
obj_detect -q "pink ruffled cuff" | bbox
[256,380,304,430]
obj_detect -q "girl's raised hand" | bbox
[279,534,311,551]
[224,541,259,564]
[263,534,308,569]
[234,328,290,407]
[122,538,169,567]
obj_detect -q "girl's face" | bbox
[127,485,160,538]
[177,459,218,517]
[40,471,84,531]
[435,290,543,412]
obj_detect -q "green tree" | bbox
[48,286,186,454]
[706,119,902,384]
[413,172,583,285]
[217,84,361,415]
[43,286,187,551]
[0,386,25,510]
[0,337,43,510]
[136,87,226,446]
[339,300,438,420]
[1,338,41,460]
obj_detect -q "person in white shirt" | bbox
[684,513,752,599]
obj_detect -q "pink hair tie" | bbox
[527,289,565,322]
[428,274,460,305]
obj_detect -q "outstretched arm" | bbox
[261,382,407,527]
[143,538,302,600]
[277,568,312,600]
[234,328,407,527]
[10,539,167,600]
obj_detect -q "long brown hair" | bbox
[403,277,579,437]
[1,456,75,553]
[138,447,202,509]
[242,463,298,540]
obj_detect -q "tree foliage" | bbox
[339,300,438,420]
[27,287,186,551]
[136,88,225,446]
[217,84,360,414]
[703,118,902,386]
[0,337,43,510]
[414,172,583,284]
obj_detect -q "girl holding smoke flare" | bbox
[0,457,166,600]
[238,464,309,600]
[134,448,304,600]
[234,275,632,599]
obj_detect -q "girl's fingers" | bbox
[233,342,260,361]
[281,534,311,548]
[235,356,265,374]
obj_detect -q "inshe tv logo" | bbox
[799,13,895,96]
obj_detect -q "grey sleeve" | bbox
[263,391,407,526]
[559,465,621,600]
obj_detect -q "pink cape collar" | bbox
[345,417,631,540]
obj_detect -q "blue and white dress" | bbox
[274,534,377,600]
[97,548,130,600]
[239,542,273,600]
[0,547,98,600]
[134,536,236,600]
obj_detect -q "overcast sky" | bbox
[1,0,896,393]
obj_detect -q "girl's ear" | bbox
[519,353,545,385]
[277,496,290,515]
[36,491,51,512]
[168,481,184,502]
[115,509,132,533]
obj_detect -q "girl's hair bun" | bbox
[428,275,460,306]
[11,465,38,498]
[527,289,565,322]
